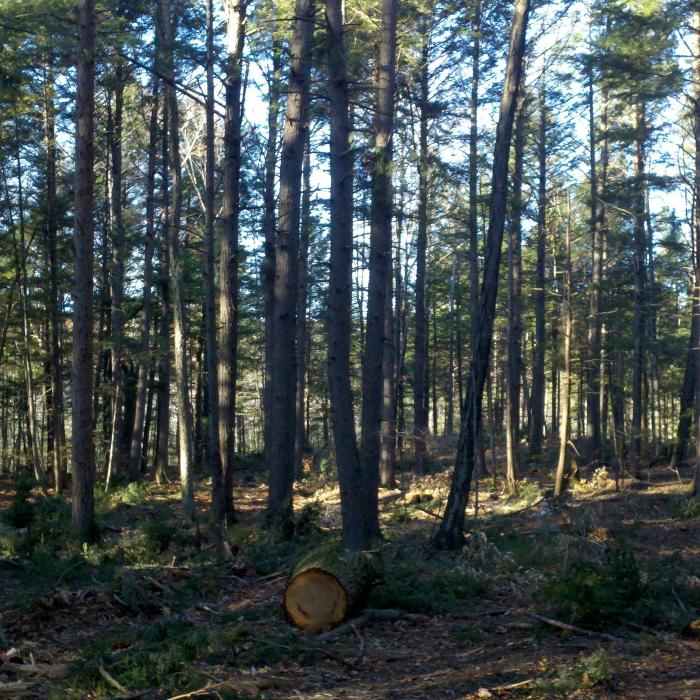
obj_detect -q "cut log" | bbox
[284,542,380,632]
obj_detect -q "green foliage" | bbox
[515,480,544,506]
[2,477,36,528]
[533,649,614,697]
[369,555,485,614]
[70,617,209,695]
[675,498,700,520]
[0,522,21,556]
[543,546,644,628]
[102,481,151,508]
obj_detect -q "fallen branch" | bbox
[531,614,620,642]
[167,680,232,700]
[98,658,131,695]
[0,680,32,697]
[318,608,428,642]
[1,661,67,679]
[490,678,535,692]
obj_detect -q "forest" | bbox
[2,0,700,696]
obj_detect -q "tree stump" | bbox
[283,542,380,632]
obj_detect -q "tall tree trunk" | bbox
[43,67,67,493]
[431,0,530,551]
[295,144,311,480]
[106,66,125,490]
[327,0,367,549]
[12,127,42,483]
[554,197,573,498]
[161,0,195,521]
[129,78,159,481]
[380,263,397,487]
[468,0,486,472]
[413,25,431,474]
[674,308,698,467]
[505,93,525,496]
[219,0,247,526]
[529,81,546,454]
[693,10,700,495]
[72,0,97,540]
[262,41,283,468]
[203,0,225,549]
[359,0,398,540]
[586,65,602,459]
[631,104,647,476]
[446,254,457,438]
[266,0,315,532]
[155,95,171,484]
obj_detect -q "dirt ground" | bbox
[1,457,700,699]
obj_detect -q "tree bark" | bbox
[505,93,525,496]
[413,24,431,474]
[219,0,247,526]
[43,67,67,493]
[161,0,195,521]
[72,0,97,540]
[631,105,647,475]
[203,0,225,549]
[129,78,159,481]
[266,0,315,532]
[327,0,367,549]
[359,0,398,540]
[106,66,126,490]
[528,81,546,455]
[586,65,602,459]
[693,9,700,496]
[262,40,284,468]
[431,0,530,550]
[555,197,573,498]
[295,143,311,480]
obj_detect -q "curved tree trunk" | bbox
[431,0,530,550]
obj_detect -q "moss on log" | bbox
[284,541,381,632]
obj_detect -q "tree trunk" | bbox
[284,542,379,631]
[505,93,525,496]
[413,25,431,474]
[155,96,171,484]
[219,0,247,526]
[586,66,602,459]
[262,40,283,467]
[528,82,546,455]
[72,0,97,540]
[631,105,647,476]
[327,0,366,549]
[359,0,398,540]
[693,10,700,495]
[43,67,67,493]
[266,0,315,533]
[295,144,311,480]
[203,0,225,549]
[129,78,159,481]
[161,0,195,521]
[446,253,457,437]
[431,0,530,551]
[554,197,573,498]
[106,66,126,490]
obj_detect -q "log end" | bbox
[284,567,348,631]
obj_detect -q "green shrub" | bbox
[676,498,700,520]
[533,649,614,697]
[2,477,36,528]
[369,557,484,614]
[543,546,644,628]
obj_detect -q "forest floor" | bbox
[1,450,700,699]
